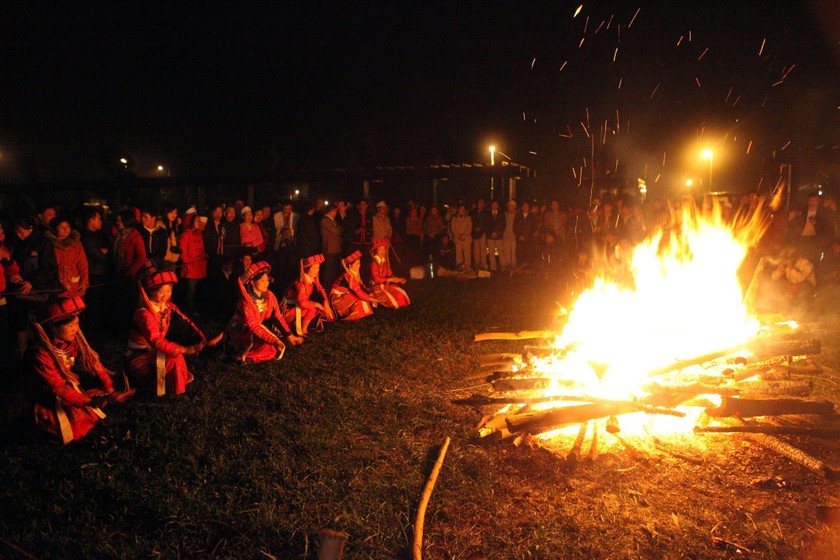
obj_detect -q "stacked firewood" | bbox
[457,325,839,478]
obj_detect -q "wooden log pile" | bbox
[458,325,840,477]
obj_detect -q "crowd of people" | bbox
[1,188,838,443]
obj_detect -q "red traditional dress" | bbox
[370,254,410,308]
[226,262,294,363]
[126,270,206,396]
[32,298,114,444]
[280,254,335,334]
[330,252,374,321]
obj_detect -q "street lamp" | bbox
[157,164,171,177]
[701,149,713,191]
[488,146,496,200]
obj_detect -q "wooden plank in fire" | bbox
[478,353,523,368]
[706,397,835,418]
[474,330,558,342]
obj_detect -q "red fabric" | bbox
[50,235,89,297]
[226,290,290,363]
[330,272,374,320]
[121,229,147,277]
[370,257,410,308]
[178,229,207,279]
[281,276,334,332]
[126,302,199,395]
[33,335,114,443]
[240,222,264,251]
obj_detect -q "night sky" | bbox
[0,1,837,190]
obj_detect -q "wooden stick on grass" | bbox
[413,436,451,560]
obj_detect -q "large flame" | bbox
[532,198,772,439]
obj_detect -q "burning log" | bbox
[696,425,840,438]
[641,383,740,408]
[455,394,590,406]
[505,402,638,435]
[492,377,552,392]
[715,418,836,479]
[752,337,820,358]
[738,380,814,398]
[588,422,600,459]
[566,422,588,467]
[478,353,522,368]
[474,330,557,342]
[706,397,835,418]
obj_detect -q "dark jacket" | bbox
[81,229,111,278]
[487,211,506,241]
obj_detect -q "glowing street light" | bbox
[119,157,128,164]
[488,145,496,200]
[701,149,713,191]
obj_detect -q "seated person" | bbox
[126,265,220,396]
[330,250,375,321]
[753,246,816,313]
[32,297,134,444]
[370,239,411,308]
[225,261,303,363]
[281,254,335,335]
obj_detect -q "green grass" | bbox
[2,277,840,559]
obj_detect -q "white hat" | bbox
[185,206,197,215]
[241,206,252,215]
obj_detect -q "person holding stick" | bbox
[370,238,410,308]
[32,296,134,444]
[225,261,303,363]
[125,264,221,396]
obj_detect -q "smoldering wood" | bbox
[505,402,638,435]
[474,330,558,342]
[492,377,553,392]
[706,397,835,418]
[695,425,840,438]
[717,418,836,479]
[566,422,589,467]
[738,380,814,398]
[478,353,523,368]
[640,383,740,408]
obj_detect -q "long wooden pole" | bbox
[413,436,451,560]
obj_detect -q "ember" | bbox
[459,199,840,478]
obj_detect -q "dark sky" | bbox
[0,1,838,187]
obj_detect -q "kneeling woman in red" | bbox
[126,266,217,396]
[370,239,410,308]
[330,250,374,321]
[281,254,335,335]
[226,261,303,363]
[32,297,134,444]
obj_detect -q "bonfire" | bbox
[460,197,837,478]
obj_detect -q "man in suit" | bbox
[319,203,343,291]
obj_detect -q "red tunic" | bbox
[281,275,335,334]
[226,289,291,363]
[178,229,207,279]
[370,256,411,308]
[330,271,374,321]
[33,334,114,443]
[126,301,203,396]
[116,228,147,277]
[47,232,89,298]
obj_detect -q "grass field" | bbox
[2,275,840,559]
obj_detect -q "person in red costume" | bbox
[330,250,374,321]
[32,297,134,444]
[225,261,303,363]
[125,265,220,396]
[370,238,410,308]
[280,254,335,335]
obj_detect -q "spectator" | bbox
[372,200,393,242]
[449,203,472,271]
[139,208,169,269]
[221,205,241,258]
[514,201,539,267]
[502,200,518,269]
[272,200,299,289]
[423,206,444,255]
[178,213,207,318]
[239,206,264,255]
[319,203,343,291]
[162,205,182,268]
[471,198,490,270]
[79,208,111,335]
[296,200,321,260]
[113,209,147,330]
[204,204,225,261]
[41,216,88,298]
[486,200,505,272]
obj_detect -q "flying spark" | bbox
[595,20,605,34]
[780,140,791,151]
[759,38,766,56]
[613,48,619,62]
[628,7,640,28]
[677,35,683,46]
[697,47,708,61]
[695,77,702,88]
[531,58,536,70]
[618,77,623,89]
[650,82,661,99]
[574,4,583,17]
[746,140,753,154]
[559,60,568,72]
[579,37,585,48]
[607,14,613,29]
[580,122,591,138]
[662,152,667,166]
[725,86,733,103]
[584,15,589,33]
[655,174,661,182]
